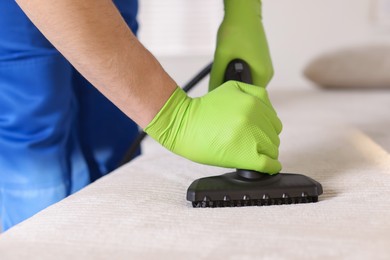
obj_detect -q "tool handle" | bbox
[224,59,269,179]
[224,59,253,84]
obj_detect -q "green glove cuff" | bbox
[223,0,262,21]
[144,87,189,150]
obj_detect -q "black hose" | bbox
[182,62,213,92]
[119,62,213,166]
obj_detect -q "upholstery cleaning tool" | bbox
[121,60,323,208]
[186,59,323,208]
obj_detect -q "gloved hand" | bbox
[144,81,282,174]
[209,0,274,91]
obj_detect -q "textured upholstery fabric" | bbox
[0,86,389,259]
[304,45,390,89]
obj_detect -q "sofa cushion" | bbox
[304,45,390,89]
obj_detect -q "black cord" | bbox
[182,62,213,93]
[119,62,213,166]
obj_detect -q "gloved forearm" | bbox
[210,0,273,91]
[223,0,262,20]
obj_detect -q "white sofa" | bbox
[1,84,389,260]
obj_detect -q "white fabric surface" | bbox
[0,86,390,260]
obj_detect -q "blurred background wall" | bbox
[138,0,390,88]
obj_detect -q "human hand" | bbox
[144,81,282,174]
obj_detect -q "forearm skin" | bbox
[16,0,177,128]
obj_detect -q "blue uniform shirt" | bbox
[0,0,139,231]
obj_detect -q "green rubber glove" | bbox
[209,0,274,91]
[144,81,282,174]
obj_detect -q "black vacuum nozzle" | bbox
[187,171,323,208]
[186,59,323,208]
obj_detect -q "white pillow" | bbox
[304,45,390,89]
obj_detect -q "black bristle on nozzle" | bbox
[191,196,319,208]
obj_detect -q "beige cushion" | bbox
[304,45,390,89]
